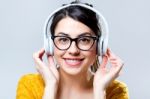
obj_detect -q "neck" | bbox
[56,68,94,99]
[58,68,93,91]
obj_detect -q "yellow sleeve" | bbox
[16,74,44,99]
[106,80,129,99]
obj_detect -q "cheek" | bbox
[53,47,64,62]
[84,45,97,64]
[89,44,97,55]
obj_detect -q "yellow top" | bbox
[16,74,129,99]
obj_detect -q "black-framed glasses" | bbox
[51,36,98,51]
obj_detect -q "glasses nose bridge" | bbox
[70,38,78,45]
[69,37,79,49]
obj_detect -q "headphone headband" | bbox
[44,3,109,56]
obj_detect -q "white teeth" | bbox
[65,59,82,64]
[65,59,83,66]
[66,59,81,62]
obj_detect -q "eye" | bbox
[57,37,70,44]
[78,37,92,44]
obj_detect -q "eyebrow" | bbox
[78,32,93,37]
[57,32,69,36]
[57,32,93,37]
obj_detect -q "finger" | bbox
[47,55,57,69]
[33,48,46,69]
[36,65,41,74]
[109,58,117,61]
[47,56,59,80]
[107,48,117,59]
[110,57,124,67]
[33,49,59,83]
[36,65,46,78]
[38,48,45,60]
[109,62,124,77]
[99,55,108,69]
[33,48,45,61]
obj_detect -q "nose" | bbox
[67,41,80,55]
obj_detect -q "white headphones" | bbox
[43,3,109,56]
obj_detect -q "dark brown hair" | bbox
[50,3,101,37]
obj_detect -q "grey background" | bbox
[0,0,149,98]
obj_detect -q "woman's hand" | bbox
[33,48,59,99]
[93,48,124,99]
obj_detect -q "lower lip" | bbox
[64,59,83,68]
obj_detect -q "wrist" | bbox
[45,84,58,92]
[94,88,106,99]
[93,83,105,91]
[43,85,58,99]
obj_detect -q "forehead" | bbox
[54,17,94,37]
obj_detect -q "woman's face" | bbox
[53,17,97,75]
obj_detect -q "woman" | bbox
[16,2,129,99]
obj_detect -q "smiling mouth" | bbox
[64,58,84,67]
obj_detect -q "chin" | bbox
[64,68,83,75]
[59,64,88,76]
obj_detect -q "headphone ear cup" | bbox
[49,37,54,55]
[44,37,54,55]
[44,37,50,55]
[97,36,108,56]
[97,37,103,56]
[102,36,108,55]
